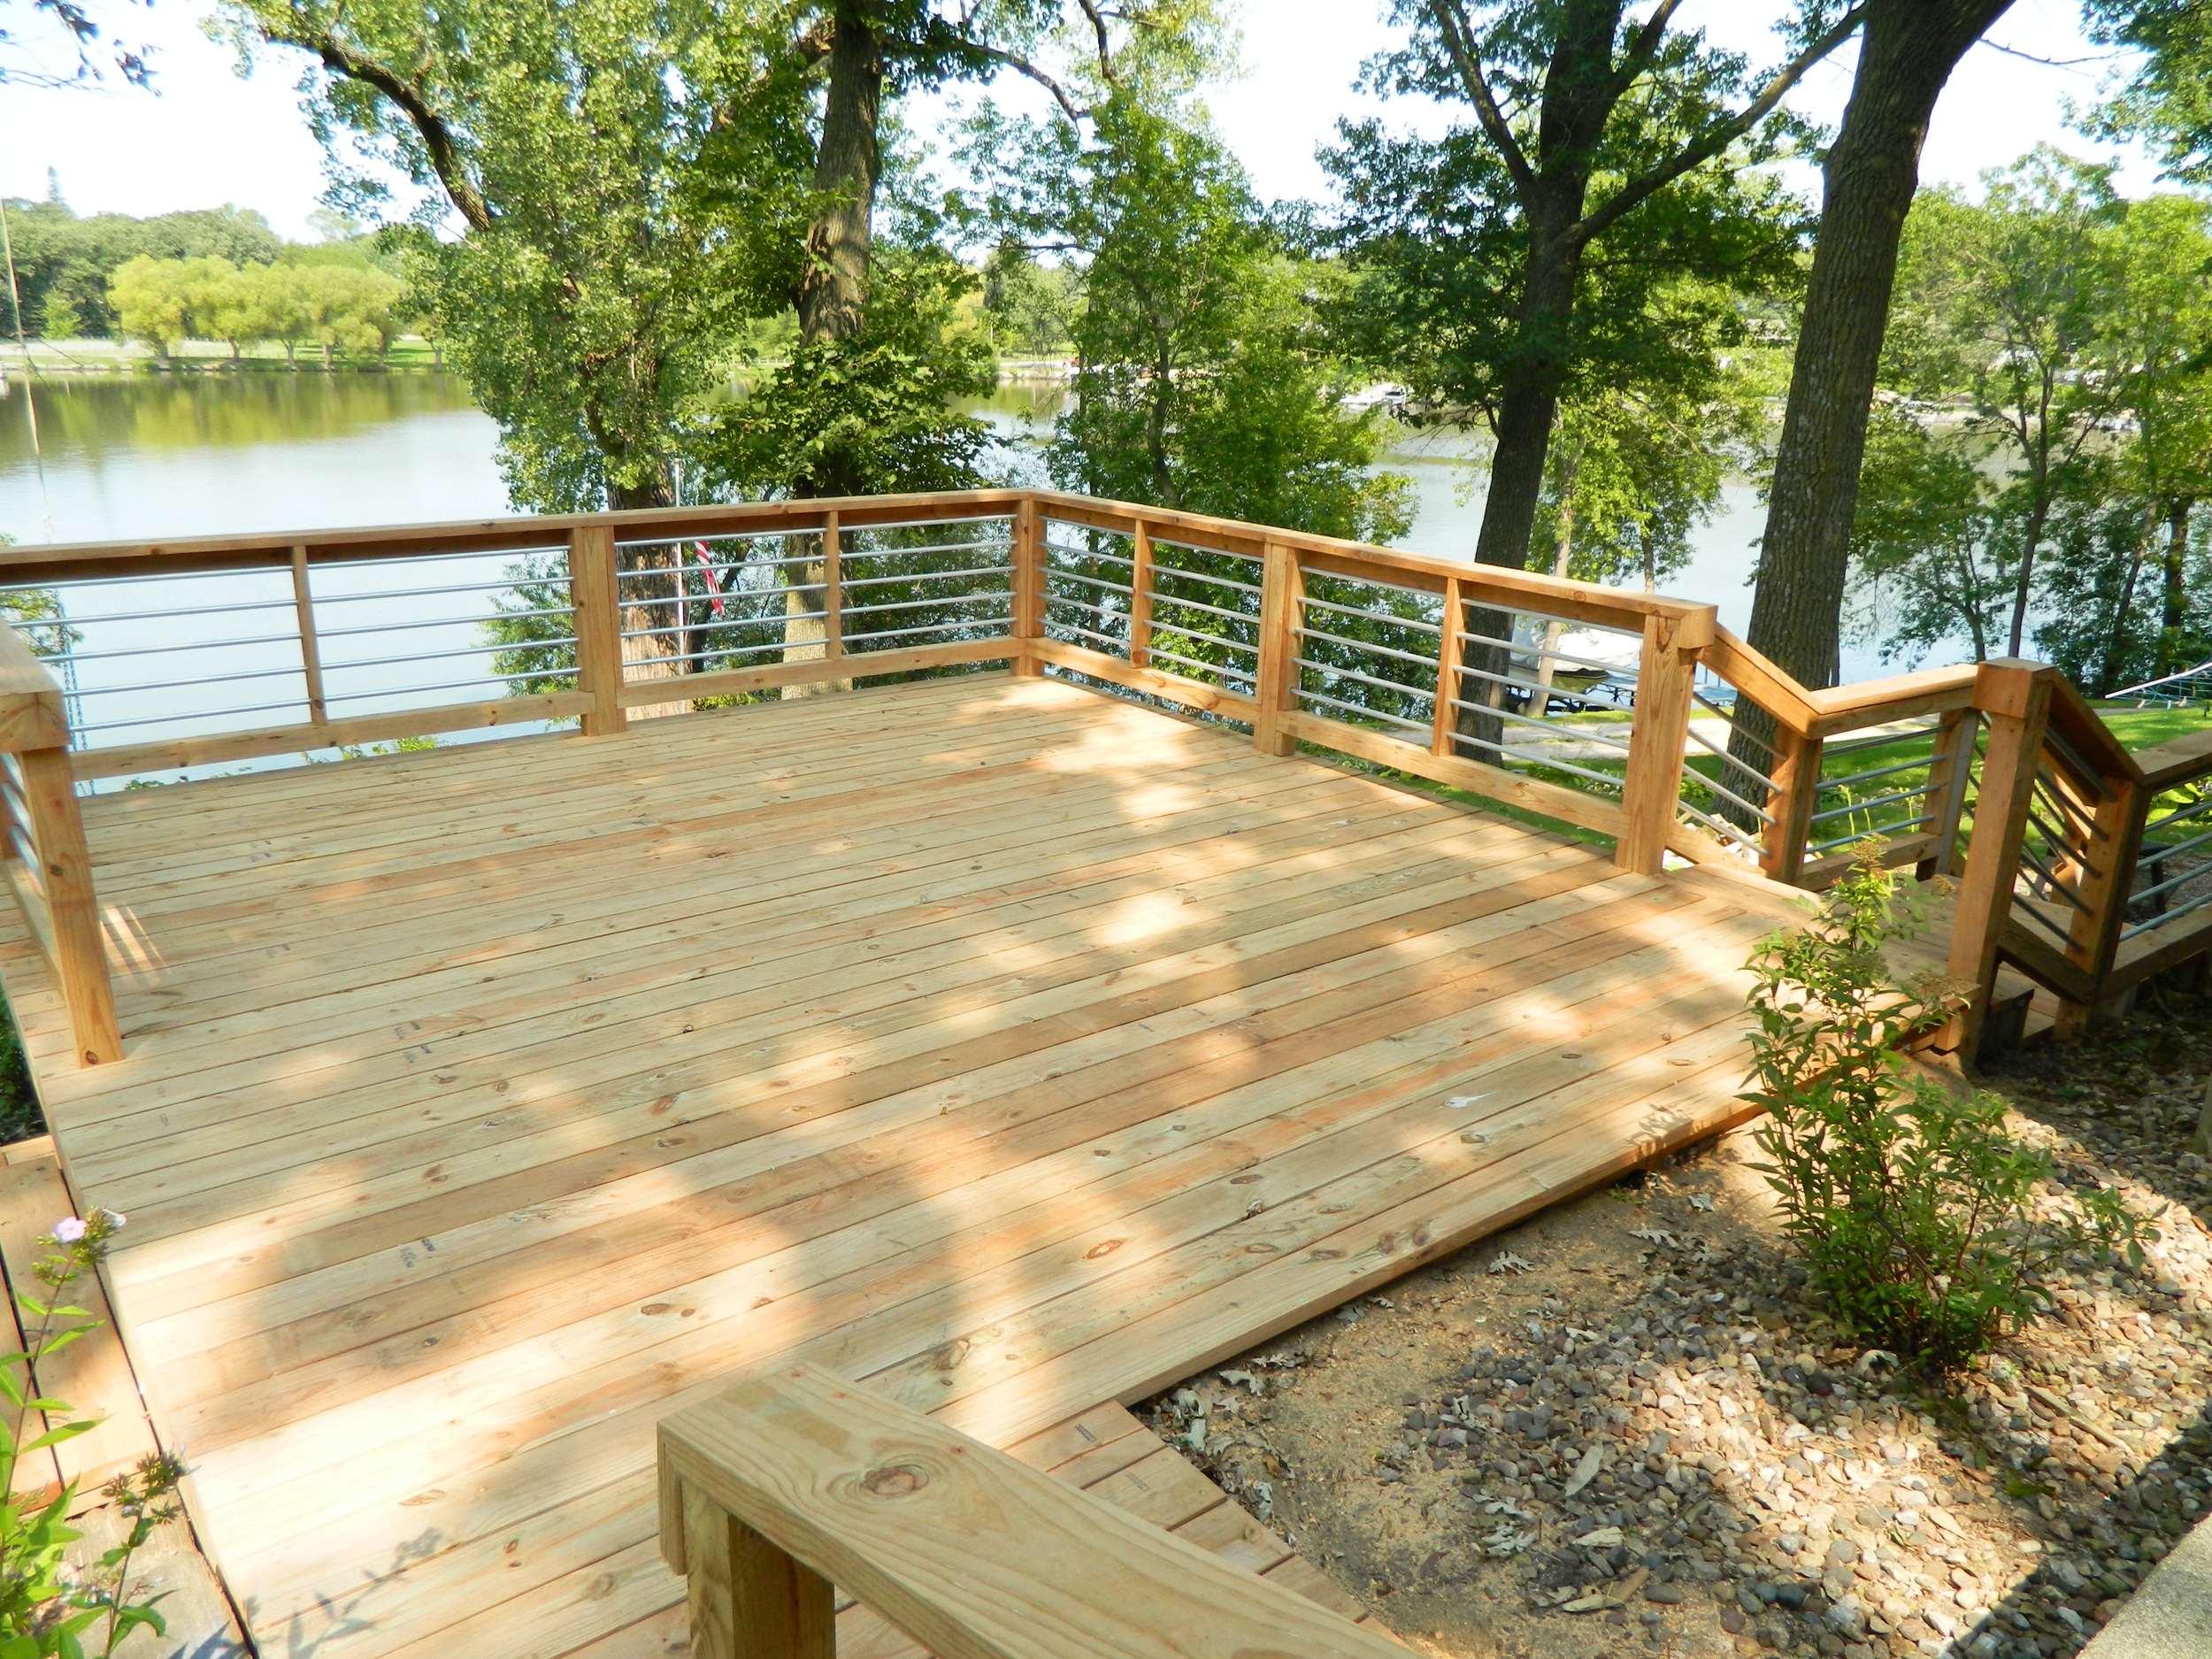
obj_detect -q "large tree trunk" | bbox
[606,467,694,718]
[2006,486,2051,658]
[1728,0,2014,843]
[1743,0,2016,693]
[783,1,882,697]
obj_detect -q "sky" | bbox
[0,0,2169,241]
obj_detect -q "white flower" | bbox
[96,1209,126,1230]
[52,1217,87,1243]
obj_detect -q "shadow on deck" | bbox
[0,672,1809,1659]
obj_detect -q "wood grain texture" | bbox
[659,1363,1406,1659]
[0,673,1788,1659]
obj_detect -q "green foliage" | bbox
[705,247,998,501]
[978,91,1410,541]
[1858,152,2212,684]
[979,239,1074,357]
[1318,4,1813,439]
[1533,363,1764,590]
[0,1209,186,1655]
[0,199,282,341]
[104,254,405,365]
[1740,843,2153,1370]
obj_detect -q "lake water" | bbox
[0,373,1891,765]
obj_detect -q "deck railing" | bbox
[4,487,2210,1065]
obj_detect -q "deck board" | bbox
[0,673,1782,1657]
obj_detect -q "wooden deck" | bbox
[0,672,1808,1658]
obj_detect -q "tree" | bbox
[106,255,188,357]
[1743,0,2017,695]
[1346,0,1862,576]
[1846,402,2011,666]
[1884,153,2124,659]
[981,238,1074,355]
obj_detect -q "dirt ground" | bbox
[1139,991,2212,1659]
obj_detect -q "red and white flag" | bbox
[694,542,727,618]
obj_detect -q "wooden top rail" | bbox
[0,490,1037,584]
[657,1363,1406,1659]
[0,620,69,755]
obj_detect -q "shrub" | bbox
[1740,841,2152,1370]
[0,1209,184,1655]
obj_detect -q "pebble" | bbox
[1150,1025,2212,1659]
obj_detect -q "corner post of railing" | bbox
[1252,539,1303,757]
[18,745,119,1067]
[1915,707,1978,882]
[1617,604,1711,875]
[1010,495,1045,676]
[1759,724,1823,885]
[1937,658,2054,1062]
[659,1463,833,1659]
[568,521,628,736]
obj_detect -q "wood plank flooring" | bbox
[0,672,1800,1657]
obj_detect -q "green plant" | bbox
[1740,841,2153,1370]
[0,1209,185,1655]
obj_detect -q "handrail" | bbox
[11,487,2212,1064]
[0,624,119,1066]
[657,1363,1405,1659]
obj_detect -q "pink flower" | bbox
[52,1217,87,1243]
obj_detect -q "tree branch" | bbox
[1423,0,1535,201]
[961,40,1084,124]
[1074,0,1118,84]
[275,20,493,232]
[1570,2,1867,252]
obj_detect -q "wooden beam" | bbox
[657,1363,1409,1659]
[1915,708,1977,883]
[69,691,595,781]
[1431,577,1464,759]
[289,546,328,726]
[1128,521,1155,672]
[17,746,119,1065]
[0,614,69,755]
[568,524,627,737]
[1011,498,1045,678]
[679,1481,834,1659]
[1278,709,1629,841]
[1759,725,1822,886]
[822,511,843,664]
[618,639,1016,708]
[1938,659,2055,1059]
[1021,639,1258,721]
[1617,610,1705,876]
[1252,542,1302,757]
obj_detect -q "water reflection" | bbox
[0,373,1890,682]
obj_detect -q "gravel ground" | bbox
[1141,1001,2212,1659]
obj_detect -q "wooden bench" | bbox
[657,1364,1409,1659]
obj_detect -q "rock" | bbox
[1720,1607,1747,1633]
[1645,1583,1686,1604]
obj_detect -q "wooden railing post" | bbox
[1938,659,2054,1061]
[290,545,328,726]
[2052,774,2144,1038]
[1011,498,1044,676]
[1128,520,1155,671]
[1617,608,1707,875]
[1252,540,1302,757]
[1759,724,1823,885]
[1915,707,1978,882]
[19,748,119,1066]
[672,1480,834,1659]
[821,511,843,665]
[1430,576,1465,758]
[569,523,627,736]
